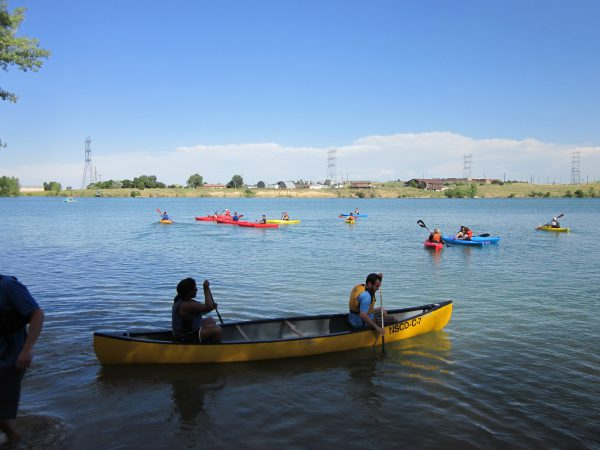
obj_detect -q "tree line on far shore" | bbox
[0,174,245,196]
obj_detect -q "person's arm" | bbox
[357,292,384,334]
[359,311,383,334]
[16,308,44,372]
[202,280,217,311]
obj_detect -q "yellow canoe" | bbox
[159,219,172,224]
[266,219,301,224]
[93,301,453,364]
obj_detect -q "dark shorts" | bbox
[172,329,200,344]
[0,366,22,420]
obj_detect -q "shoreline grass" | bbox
[19,181,600,199]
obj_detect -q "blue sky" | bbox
[1,0,599,186]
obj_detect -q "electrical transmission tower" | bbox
[463,153,472,179]
[82,137,94,188]
[326,148,337,185]
[570,151,581,184]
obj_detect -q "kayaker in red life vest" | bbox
[461,227,473,240]
[428,228,445,244]
[224,209,231,218]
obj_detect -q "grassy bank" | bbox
[20,182,600,199]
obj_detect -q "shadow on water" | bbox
[94,331,453,443]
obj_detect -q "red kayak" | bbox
[215,218,239,225]
[423,240,443,250]
[237,222,279,228]
[196,216,217,221]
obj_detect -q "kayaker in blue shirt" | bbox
[232,212,240,221]
[161,212,170,221]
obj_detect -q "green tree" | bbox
[0,1,50,103]
[43,180,61,194]
[0,175,20,196]
[187,173,204,188]
[131,175,165,189]
[227,175,244,188]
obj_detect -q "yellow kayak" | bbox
[159,219,172,224]
[536,225,569,232]
[266,219,301,224]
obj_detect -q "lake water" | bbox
[2,196,599,449]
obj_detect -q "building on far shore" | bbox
[404,177,498,191]
[20,185,44,193]
[203,183,226,189]
[349,181,372,189]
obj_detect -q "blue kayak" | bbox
[442,236,484,247]
[340,213,368,218]
[471,236,501,244]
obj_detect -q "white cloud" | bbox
[6,132,600,186]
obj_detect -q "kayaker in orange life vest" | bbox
[348,273,393,334]
[428,228,445,245]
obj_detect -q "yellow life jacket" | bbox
[348,284,376,314]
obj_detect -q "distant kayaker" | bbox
[455,226,466,239]
[259,215,267,224]
[428,228,445,244]
[346,213,355,223]
[281,211,289,221]
[354,208,360,214]
[172,278,221,344]
[224,209,231,218]
[232,212,240,221]
[348,273,387,335]
[161,212,170,221]
[550,217,561,228]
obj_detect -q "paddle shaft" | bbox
[214,305,224,325]
[379,284,385,353]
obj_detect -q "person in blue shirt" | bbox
[348,273,384,335]
[232,212,240,222]
[0,275,44,444]
[161,212,170,220]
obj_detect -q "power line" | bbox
[326,148,337,185]
[81,137,94,188]
[570,151,581,184]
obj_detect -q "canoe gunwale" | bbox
[94,301,452,346]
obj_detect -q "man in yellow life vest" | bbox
[348,273,385,335]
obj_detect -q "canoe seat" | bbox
[284,320,304,337]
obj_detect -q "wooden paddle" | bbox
[542,213,564,227]
[379,274,385,354]
[203,280,224,325]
